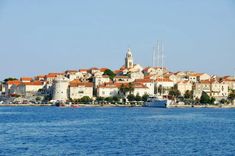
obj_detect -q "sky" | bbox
[0,0,235,80]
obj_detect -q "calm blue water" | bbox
[0,107,234,156]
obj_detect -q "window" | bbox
[102,91,105,95]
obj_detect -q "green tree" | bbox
[113,96,120,102]
[220,99,227,104]
[103,69,116,80]
[105,97,113,103]
[184,90,193,99]
[228,90,235,103]
[127,94,135,102]
[168,87,180,99]
[96,97,105,102]
[36,97,41,102]
[210,97,216,104]
[80,96,92,104]
[200,91,210,104]
[142,94,149,102]
[135,93,142,101]
[127,83,134,95]
[4,77,17,83]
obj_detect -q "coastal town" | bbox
[0,48,235,106]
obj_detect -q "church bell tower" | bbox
[125,48,134,69]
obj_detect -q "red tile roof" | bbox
[23,81,43,86]
[135,79,153,83]
[70,82,93,87]
[20,77,33,81]
[156,78,173,82]
[100,68,108,72]
[7,80,22,86]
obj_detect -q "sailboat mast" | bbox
[156,40,160,96]
[161,40,164,96]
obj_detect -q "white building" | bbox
[132,83,150,96]
[135,79,154,95]
[194,80,229,100]
[93,75,110,88]
[5,80,22,96]
[18,81,44,96]
[97,83,119,97]
[70,82,93,99]
[177,80,193,96]
[188,73,211,83]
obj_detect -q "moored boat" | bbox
[144,96,171,108]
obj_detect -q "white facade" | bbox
[194,81,229,99]
[93,76,110,88]
[97,85,119,97]
[132,87,150,96]
[18,82,44,96]
[70,83,93,99]
[130,71,144,80]
[177,81,193,96]
[156,79,175,89]
[52,77,69,101]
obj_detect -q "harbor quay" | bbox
[0,48,235,106]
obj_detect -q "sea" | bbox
[0,107,234,156]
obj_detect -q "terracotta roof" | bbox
[222,79,235,82]
[70,79,81,84]
[133,83,148,89]
[36,75,46,79]
[200,79,217,84]
[98,83,118,89]
[70,82,93,87]
[135,79,153,83]
[7,80,22,86]
[100,68,108,72]
[156,78,173,82]
[23,81,43,86]
[144,75,155,79]
[46,73,64,78]
[46,74,57,78]
[189,73,204,77]
[20,77,33,81]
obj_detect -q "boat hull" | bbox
[144,99,169,108]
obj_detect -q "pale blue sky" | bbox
[0,0,235,80]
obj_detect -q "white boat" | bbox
[144,96,170,108]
